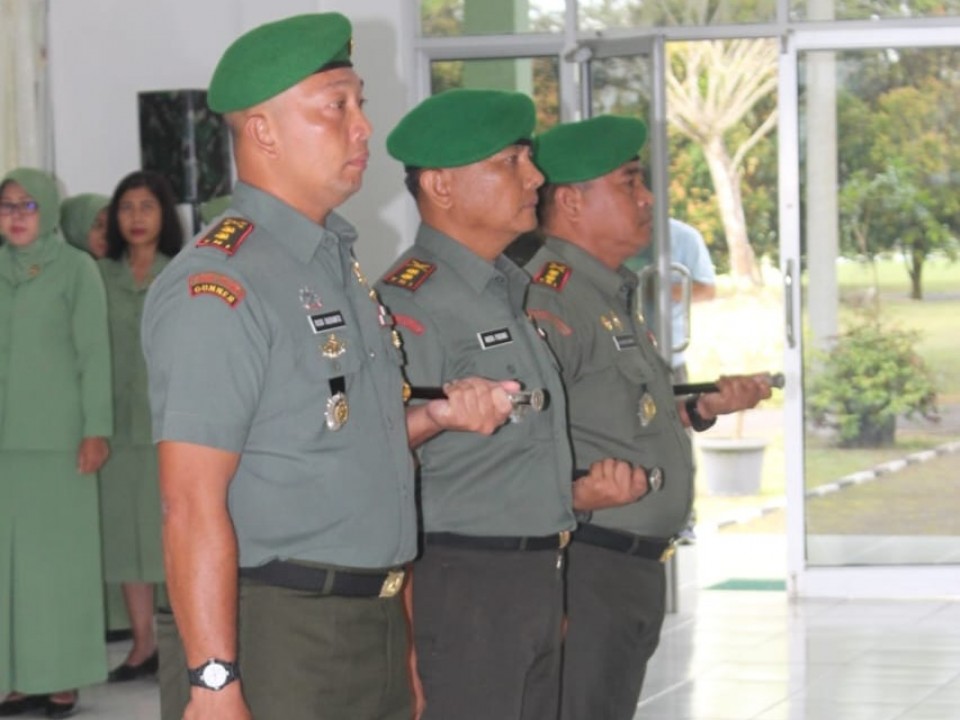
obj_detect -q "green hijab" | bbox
[0,167,65,281]
[60,193,109,251]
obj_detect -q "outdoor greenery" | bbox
[806,316,939,447]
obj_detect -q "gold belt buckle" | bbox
[558,530,571,549]
[379,569,405,598]
[659,542,677,564]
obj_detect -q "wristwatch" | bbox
[685,394,717,432]
[188,658,240,691]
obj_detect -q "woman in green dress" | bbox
[60,193,109,259]
[99,170,183,682]
[0,168,112,718]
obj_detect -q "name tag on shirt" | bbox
[478,327,513,350]
[309,311,346,334]
[614,334,638,351]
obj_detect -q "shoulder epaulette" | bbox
[195,217,254,256]
[533,261,571,291]
[382,257,436,291]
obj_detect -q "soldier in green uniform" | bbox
[141,15,516,720]
[377,90,651,720]
[0,168,112,718]
[100,170,184,682]
[60,193,109,259]
[524,115,772,720]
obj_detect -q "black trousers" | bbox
[413,543,565,720]
[560,541,667,720]
[158,578,411,720]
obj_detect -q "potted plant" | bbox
[698,409,767,496]
[807,316,938,447]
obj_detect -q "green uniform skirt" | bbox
[0,451,107,693]
[98,445,164,583]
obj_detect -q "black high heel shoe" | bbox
[0,693,47,716]
[107,650,159,682]
[44,694,77,719]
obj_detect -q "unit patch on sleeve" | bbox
[478,327,513,350]
[195,217,254,255]
[533,261,572,291]
[382,258,436,291]
[188,273,246,307]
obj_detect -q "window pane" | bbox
[430,57,561,131]
[578,0,776,30]
[792,0,960,22]
[421,0,564,37]
[800,47,960,567]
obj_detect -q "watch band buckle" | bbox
[379,569,406,598]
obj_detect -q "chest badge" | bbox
[638,385,657,427]
[299,287,323,311]
[600,312,623,332]
[325,392,350,431]
[321,333,346,358]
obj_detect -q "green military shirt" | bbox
[142,182,416,569]
[376,224,575,537]
[525,237,694,539]
[100,254,170,447]
[0,237,112,450]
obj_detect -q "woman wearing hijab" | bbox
[60,193,109,259]
[98,170,182,683]
[0,168,112,718]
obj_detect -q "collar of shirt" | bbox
[415,223,530,312]
[543,235,637,304]
[231,182,358,263]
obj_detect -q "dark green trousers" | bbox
[158,579,411,720]
[559,541,667,720]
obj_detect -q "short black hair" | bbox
[403,166,423,200]
[105,170,184,260]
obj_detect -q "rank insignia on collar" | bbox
[188,273,246,307]
[533,261,571,291]
[382,258,436,291]
[195,217,254,256]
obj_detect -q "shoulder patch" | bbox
[188,272,246,307]
[382,258,436,291]
[533,261,571,291]
[195,217,254,256]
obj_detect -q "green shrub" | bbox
[807,318,939,447]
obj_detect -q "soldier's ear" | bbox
[241,112,279,159]
[554,184,582,220]
[419,169,454,210]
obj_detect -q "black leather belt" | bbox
[424,531,571,551]
[573,523,676,563]
[239,560,405,598]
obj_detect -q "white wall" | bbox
[48,0,418,275]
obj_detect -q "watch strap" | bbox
[685,394,717,432]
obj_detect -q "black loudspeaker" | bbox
[138,90,232,232]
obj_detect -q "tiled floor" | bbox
[62,533,960,719]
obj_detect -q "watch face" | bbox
[202,662,229,689]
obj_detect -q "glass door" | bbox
[783,31,960,598]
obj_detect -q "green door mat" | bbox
[706,578,786,591]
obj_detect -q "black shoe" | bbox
[107,651,159,682]
[0,694,47,716]
[105,629,133,644]
[44,695,76,719]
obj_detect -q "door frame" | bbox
[780,25,960,599]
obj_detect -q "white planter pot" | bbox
[698,437,767,496]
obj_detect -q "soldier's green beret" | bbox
[208,13,353,114]
[387,89,536,169]
[535,115,647,184]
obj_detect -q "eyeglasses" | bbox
[0,201,40,216]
